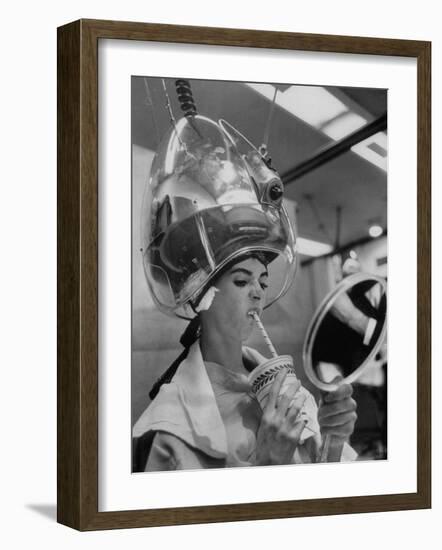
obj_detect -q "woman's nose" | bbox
[249,281,263,301]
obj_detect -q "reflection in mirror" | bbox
[311,279,387,385]
[303,272,387,393]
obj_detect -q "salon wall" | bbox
[2,1,440,550]
[131,145,187,421]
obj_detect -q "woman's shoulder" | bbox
[133,371,229,460]
[133,382,181,438]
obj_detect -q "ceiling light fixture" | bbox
[297,237,333,257]
[321,111,368,140]
[246,83,349,129]
[351,131,388,171]
[368,225,383,238]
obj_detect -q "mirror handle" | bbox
[319,434,345,463]
[319,434,331,462]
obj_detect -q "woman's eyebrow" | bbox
[230,267,269,277]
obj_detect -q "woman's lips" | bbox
[247,309,261,318]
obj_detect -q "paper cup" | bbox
[249,355,298,410]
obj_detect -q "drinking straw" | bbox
[250,312,278,358]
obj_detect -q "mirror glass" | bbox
[303,273,387,392]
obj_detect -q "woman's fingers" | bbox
[318,397,357,421]
[319,393,357,439]
[319,409,357,428]
[320,419,357,439]
[289,418,308,442]
[285,392,307,424]
[322,383,353,403]
[265,369,288,410]
[276,379,301,417]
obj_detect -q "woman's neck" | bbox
[199,325,245,373]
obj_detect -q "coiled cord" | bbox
[175,79,197,117]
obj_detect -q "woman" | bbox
[133,112,357,471]
[133,253,357,470]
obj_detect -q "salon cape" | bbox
[133,341,357,470]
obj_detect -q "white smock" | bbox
[133,341,356,470]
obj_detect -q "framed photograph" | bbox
[57,19,431,530]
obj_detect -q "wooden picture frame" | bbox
[57,18,431,531]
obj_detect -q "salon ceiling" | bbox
[132,77,387,254]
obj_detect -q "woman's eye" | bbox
[260,282,269,290]
[234,280,247,287]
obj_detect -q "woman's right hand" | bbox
[255,370,307,466]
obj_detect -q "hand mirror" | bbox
[302,272,387,393]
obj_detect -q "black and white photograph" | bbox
[2,0,436,543]
[131,76,388,472]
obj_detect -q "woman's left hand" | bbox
[317,378,357,456]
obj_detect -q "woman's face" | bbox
[202,257,269,341]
